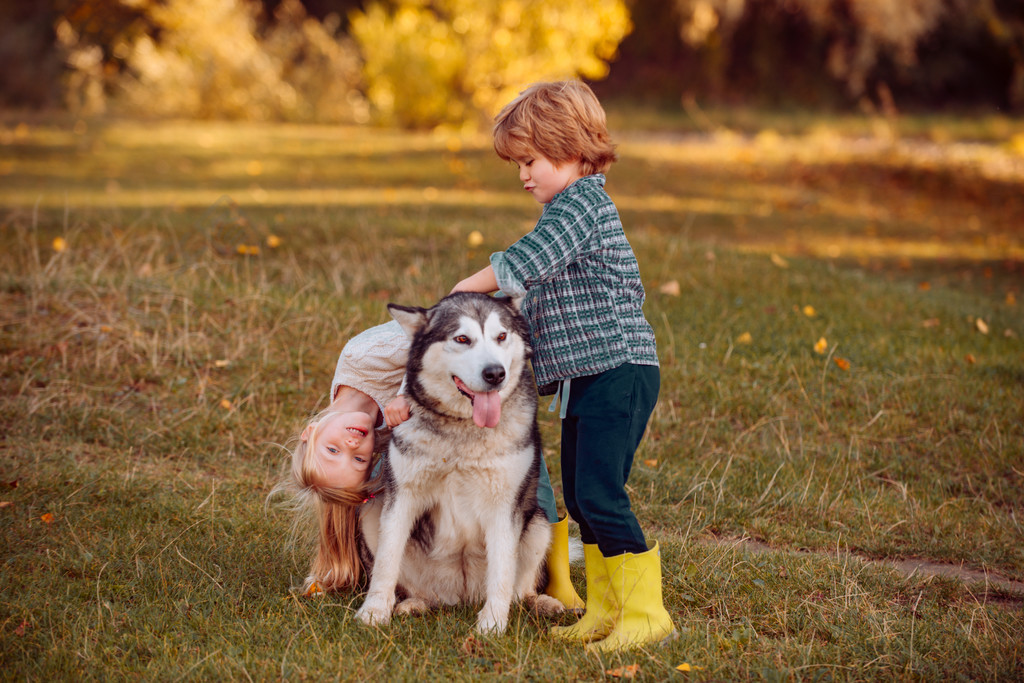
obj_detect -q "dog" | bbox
[354,292,563,634]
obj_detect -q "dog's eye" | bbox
[496,332,507,342]
[454,335,470,344]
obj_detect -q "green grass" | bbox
[1,113,1022,680]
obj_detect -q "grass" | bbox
[1,110,1022,680]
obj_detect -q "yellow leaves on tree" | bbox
[350,0,632,128]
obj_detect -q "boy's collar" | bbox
[552,173,605,202]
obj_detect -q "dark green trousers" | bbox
[560,363,660,556]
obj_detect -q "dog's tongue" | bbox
[473,391,501,428]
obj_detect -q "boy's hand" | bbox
[451,265,498,295]
[384,396,411,428]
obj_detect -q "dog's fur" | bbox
[354,293,562,633]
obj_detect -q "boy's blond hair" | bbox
[493,80,617,177]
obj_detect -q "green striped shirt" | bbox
[490,174,658,389]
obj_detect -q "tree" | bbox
[669,0,1024,110]
[349,0,632,128]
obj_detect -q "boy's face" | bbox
[513,154,582,204]
[304,411,375,490]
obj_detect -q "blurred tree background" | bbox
[1,0,1022,127]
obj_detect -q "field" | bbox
[1,111,1023,680]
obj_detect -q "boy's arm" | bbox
[451,264,498,294]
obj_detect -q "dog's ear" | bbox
[388,303,429,338]
[493,291,523,311]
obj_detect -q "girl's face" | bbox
[514,154,582,204]
[304,411,375,490]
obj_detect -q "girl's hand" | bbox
[384,396,411,428]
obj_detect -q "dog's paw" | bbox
[526,594,565,617]
[394,597,430,617]
[475,605,509,635]
[355,596,393,627]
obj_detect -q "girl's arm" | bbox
[383,395,410,428]
[451,264,498,294]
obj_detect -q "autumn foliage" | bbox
[1,0,1023,121]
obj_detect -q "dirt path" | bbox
[710,536,1024,607]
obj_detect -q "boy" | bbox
[452,81,675,651]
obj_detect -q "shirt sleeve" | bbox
[500,197,595,288]
[489,251,527,296]
[331,320,409,427]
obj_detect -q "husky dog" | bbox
[355,292,562,634]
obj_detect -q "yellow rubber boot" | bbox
[586,541,677,652]
[544,517,585,613]
[550,543,617,642]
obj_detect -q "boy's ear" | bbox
[388,304,429,338]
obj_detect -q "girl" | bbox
[452,81,676,651]
[274,316,583,609]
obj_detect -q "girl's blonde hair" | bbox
[493,80,617,177]
[270,407,382,594]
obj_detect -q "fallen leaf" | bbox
[736,332,753,345]
[676,663,704,672]
[220,399,233,410]
[659,280,681,296]
[14,619,28,636]
[834,357,851,371]
[214,359,230,368]
[965,354,976,364]
[976,318,989,334]
[52,237,67,253]
[922,318,940,328]
[770,253,789,268]
[0,501,12,508]
[643,459,658,467]
[467,230,484,247]
[40,513,55,524]
[814,337,828,354]
[1007,292,1017,306]
[802,305,817,318]
[918,281,931,291]
[461,634,485,656]
[606,664,639,678]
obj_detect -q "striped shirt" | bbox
[490,174,658,389]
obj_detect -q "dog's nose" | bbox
[482,364,506,386]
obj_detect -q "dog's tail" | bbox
[568,535,584,565]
